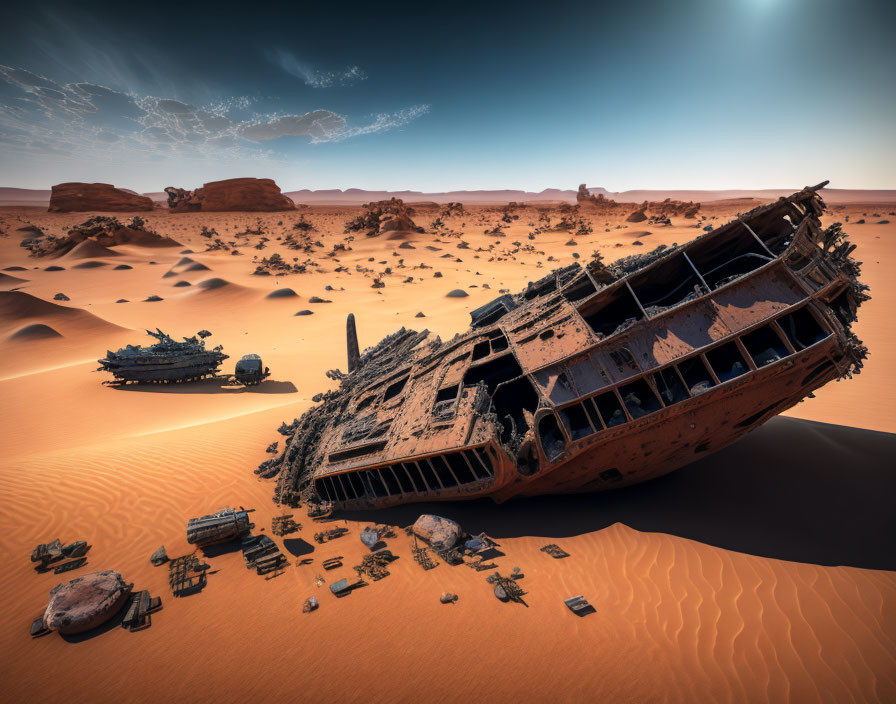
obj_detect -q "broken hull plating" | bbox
[263,183,868,510]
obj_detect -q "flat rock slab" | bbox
[44,570,131,634]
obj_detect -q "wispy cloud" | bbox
[0,64,428,167]
[267,49,367,88]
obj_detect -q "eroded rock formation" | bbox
[165,178,295,212]
[48,183,155,213]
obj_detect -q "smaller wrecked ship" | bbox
[98,329,228,383]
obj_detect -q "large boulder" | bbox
[196,178,295,212]
[412,514,462,550]
[43,571,131,634]
[49,183,155,212]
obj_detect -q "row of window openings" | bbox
[315,448,495,503]
[541,306,830,455]
[573,224,785,339]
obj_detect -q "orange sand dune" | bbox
[1,200,894,702]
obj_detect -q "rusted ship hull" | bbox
[261,182,868,510]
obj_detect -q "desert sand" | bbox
[1,198,894,703]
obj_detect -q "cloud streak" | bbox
[0,65,428,169]
[267,49,367,88]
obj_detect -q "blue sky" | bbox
[0,0,893,191]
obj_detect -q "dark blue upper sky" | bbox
[1,0,893,191]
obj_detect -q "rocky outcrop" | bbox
[43,571,131,634]
[344,198,424,236]
[166,178,295,212]
[412,514,462,550]
[49,183,155,213]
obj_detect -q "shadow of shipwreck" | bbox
[341,416,896,571]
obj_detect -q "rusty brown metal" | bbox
[259,182,869,511]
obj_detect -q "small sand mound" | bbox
[196,277,232,290]
[173,280,192,287]
[44,265,65,272]
[113,264,133,270]
[626,230,653,238]
[266,288,298,299]
[174,257,197,267]
[180,249,194,254]
[446,289,469,298]
[0,272,27,289]
[162,270,178,278]
[72,260,107,269]
[61,239,121,260]
[294,310,313,316]
[183,262,211,272]
[3,266,27,271]
[8,323,64,341]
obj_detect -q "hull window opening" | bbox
[338,474,357,501]
[618,378,663,419]
[492,376,540,445]
[463,353,524,394]
[579,285,645,339]
[400,463,427,493]
[383,375,409,401]
[418,459,442,490]
[688,225,773,289]
[581,397,604,432]
[677,356,716,395]
[490,334,509,353]
[447,453,476,484]
[435,385,459,402]
[347,471,367,498]
[628,253,707,316]
[705,341,750,382]
[593,390,627,427]
[382,467,402,495]
[315,478,332,502]
[778,307,830,350]
[538,413,567,461]
[741,325,790,368]
[472,340,491,360]
[394,465,415,494]
[329,475,349,503]
[472,449,495,479]
[653,367,690,405]
[430,456,460,488]
[559,403,595,441]
[361,470,386,498]
[562,276,597,302]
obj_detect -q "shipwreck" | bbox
[259,182,868,509]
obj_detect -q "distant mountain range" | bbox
[2,185,894,206]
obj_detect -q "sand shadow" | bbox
[108,378,297,394]
[282,538,315,557]
[341,417,896,571]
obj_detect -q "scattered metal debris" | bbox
[354,549,398,581]
[168,554,208,596]
[564,595,595,616]
[241,535,287,575]
[121,590,163,631]
[186,507,254,547]
[540,544,570,559]
[411,536,438,570]
[314,527,349,544]
[271,515,301,536]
